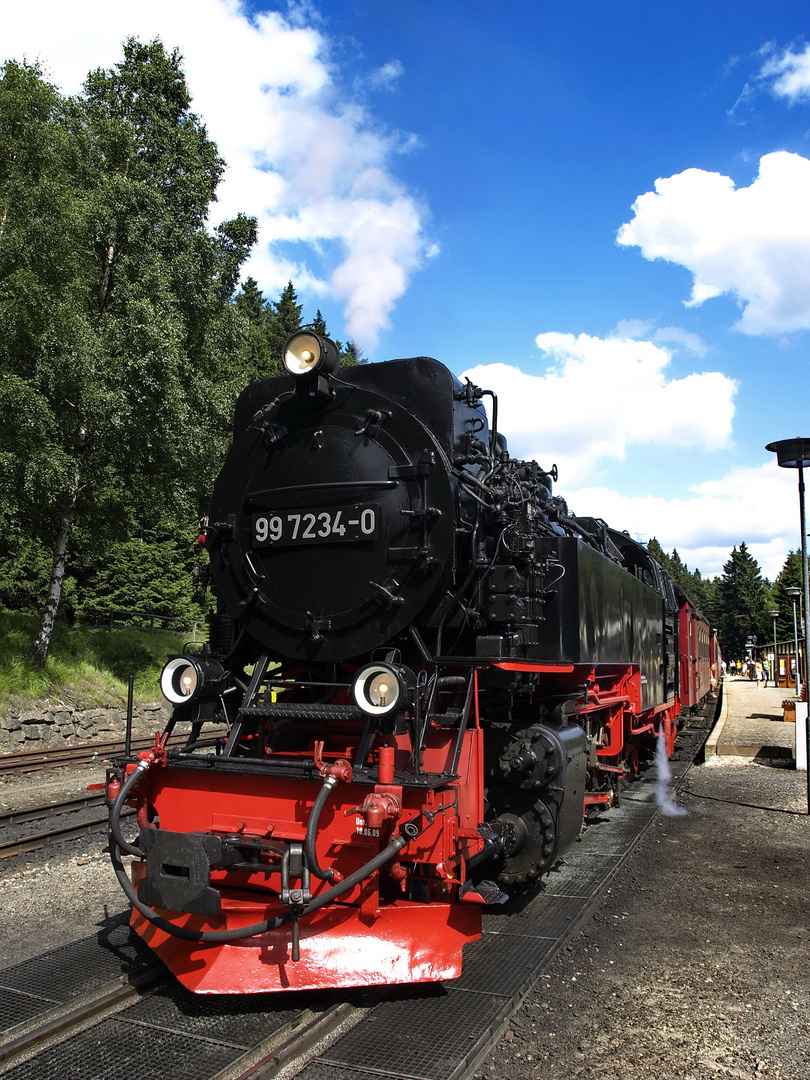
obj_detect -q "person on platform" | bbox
[755,660,764,687]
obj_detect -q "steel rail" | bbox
[0,968,165,1069]
[0,809,134,861]
[0,792,107,827]
[228,1001,366,1080]
[0,737,159,775]
[0,729,228,775]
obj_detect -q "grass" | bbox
[0,611,191,711]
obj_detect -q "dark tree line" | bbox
[0,42,359,665]
[648,538,803,662]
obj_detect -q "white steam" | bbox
[655,730,688,817]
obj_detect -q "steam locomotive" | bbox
[107,332,718,993]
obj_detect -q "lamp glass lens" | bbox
[353,663,401,715]
[284,333,322,375]
[178,665,198,697]
[160,657,200,704]
[366,673,395,708]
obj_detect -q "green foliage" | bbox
[647,537,718,620]
[230,279,363,381]
[651,536,780,658]
[0,610,186,708]
[0,42,385,672]
[70,529,208,627]
[263,280,303,372]
[714,543,772,658]
[339,339,365,367]
[0,42,256,663]
[771,551,804,643]
[0,536,63,614]
[645,537,668,566]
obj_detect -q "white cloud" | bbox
[367,60,405,91]
[759,43,810,102]
[1,0,431,352]
[617,152,810,336]
[463,331,737,485]
[612,319,710,357]
[562,462,800,580]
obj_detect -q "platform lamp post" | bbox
[766,437,810,811]
[769,609,780,688]
[786,586,801,696]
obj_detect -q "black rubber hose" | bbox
[305,776,338,881]
[109,760,149,857]
[109,828,412,944]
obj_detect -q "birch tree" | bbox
[0,42,256,665]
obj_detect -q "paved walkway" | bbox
[706,675,796,761]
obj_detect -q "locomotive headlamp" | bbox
[160,655,227,706]
[282,331,341,380]
[352,661,415,717]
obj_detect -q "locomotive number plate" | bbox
[252,504,379,548]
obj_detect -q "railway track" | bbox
[0,738,157,776]
[0,701,719,1080]
[0,941,365,1080]
[0,793,136,861]
[0,730,228,776]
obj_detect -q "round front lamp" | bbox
[282,331,341,379]
[352,662,412,717]
[160,655,226,706]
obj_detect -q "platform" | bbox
[706,675,796,762]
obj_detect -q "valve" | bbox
[138,732,169,768]
[347,791,402,830]
[313,741,352,783]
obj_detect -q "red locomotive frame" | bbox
[112,642,716,994]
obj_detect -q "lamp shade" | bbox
[765,438,810,469]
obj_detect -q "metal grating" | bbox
[541,853,624,899]
[0,987,60,1034]
[576,807,657,856]
[0,914,155,1002]
[513,892,595,940]
[621,786,656,804]
[315,989,512,1080]
[481,902,557,938]
[117,981,305,1046]
[450,930,557,995]
[480,856,621,938]
[296,1066,388,1080]
[0,1016,240,1080]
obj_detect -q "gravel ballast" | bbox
[475,758,810,1080]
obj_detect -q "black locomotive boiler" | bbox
[107,331,717,993]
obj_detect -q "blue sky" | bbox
[5,0,810,579]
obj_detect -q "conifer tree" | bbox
[310,309,328,335]
[715,543,771,659]
[646,539,717,618]
[232,276,268,382]
[263,281,302,374]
